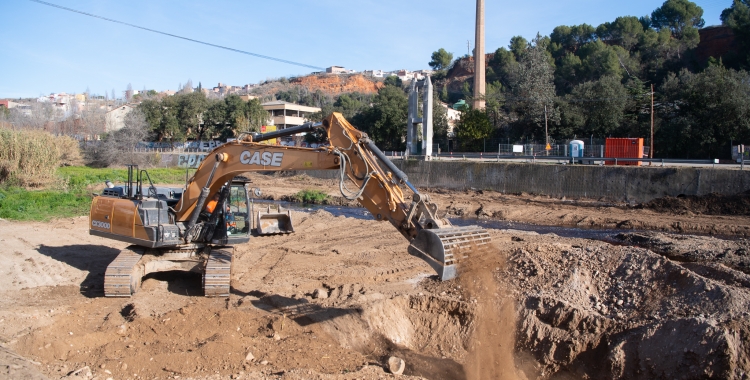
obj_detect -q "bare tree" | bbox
[80,104,107,138]
[182,79,194,94]
[126,83,134,102]
[87,109,150,167]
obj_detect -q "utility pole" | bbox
[650,84,654,159]
[544,105,549,156]
[473,0,486,110]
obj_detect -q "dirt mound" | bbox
[499,234,750,379]
[643,193,750,216]
[0,344,47,380]
[290,74,383,96]
[613,231,750,274]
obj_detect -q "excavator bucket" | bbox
[255,206,294,235]
[407,226,491,281]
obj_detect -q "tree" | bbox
[383,75,402,88]
[355,85,408,151]
[657,65,750,158]
[88,109,150,167]
[509,36,529,58]
[432,90,451,151]
[596,16,647,51]
[510,34,559,139]
[488,47,519,88]
[722,0,750,68]
[126,83,133,102]
[176,92,209,140]
[650,0,704,59]
[651,0,704,38]
[455,107,493,151]
[561,75,630,137]
[429,48,454,70]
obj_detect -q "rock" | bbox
[312,288,328,299]
[116,324,127,336]
[273,333,281,341]
[121,363,128,371]
[67,366,92,379]
[260,360,269,365]
[388,356,405,375]
[245,351,255,362]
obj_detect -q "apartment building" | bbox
[261,101,320,130]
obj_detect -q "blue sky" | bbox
[0,0,732,99]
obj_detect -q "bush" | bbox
[0,129,81,187]
[296,189,328,204]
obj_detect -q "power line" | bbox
[26,0,326,71]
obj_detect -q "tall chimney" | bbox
[473,0,486,110]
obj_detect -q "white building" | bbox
[363,70,386,78]
[440,102,460,137]
[105,104,136,131]
[261,101,320,130]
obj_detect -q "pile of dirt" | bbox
[643,193,750,216]
[613,232,750,274]
[496,232,750,379]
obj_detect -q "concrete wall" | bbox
[159,153,750,202]
[391,161,750,202]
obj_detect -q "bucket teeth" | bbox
[408,226,491,281]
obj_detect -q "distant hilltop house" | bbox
[35,92,85,117]
[211,83,257,96]
[105,104,136,131]
[361,69,433,81]
[363,70,386,78]
[0,99,32,116]
[326,66,357,75]
[261,100,320,131]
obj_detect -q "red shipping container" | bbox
[605,138,644,166]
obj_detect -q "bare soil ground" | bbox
[1,173,749,380]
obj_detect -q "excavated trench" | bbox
[258,202,750,379]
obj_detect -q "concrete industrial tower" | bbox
[473,0,486,110]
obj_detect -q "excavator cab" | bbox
[205,177,252,245]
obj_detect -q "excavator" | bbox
[89,113,491,297]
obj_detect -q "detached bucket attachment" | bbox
[407,226,491,281]
[255,206,294,235]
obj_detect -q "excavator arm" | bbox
[173,112,490,280]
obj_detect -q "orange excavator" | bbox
[89,113,491,297]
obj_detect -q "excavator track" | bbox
[203,249,232,297]
[104,246,145,297]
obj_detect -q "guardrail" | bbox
[384,151,727,167]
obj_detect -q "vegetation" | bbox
[0,129,81,187]
[295,189,328,204]
[429,48,454,70]
[0,166,188,221]
[139,93,267,142]
[425,0,750,158]
[0,187,91,221]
